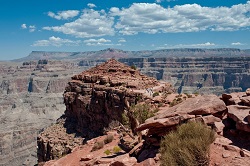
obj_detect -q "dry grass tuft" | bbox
[160,122,215,166]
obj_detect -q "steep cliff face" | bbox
[119,57,250,94]
[37,59,174,162]
[64,59,158,136]
[0,61,85,166]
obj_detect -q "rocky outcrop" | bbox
[64,59,160,136]
[227,105,250,132]
[135,95,227,136]
[37,59,174,162]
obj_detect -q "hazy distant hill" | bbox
[13,48,250,62]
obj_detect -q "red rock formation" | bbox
[63,59,161,137]
[38,59,174,163]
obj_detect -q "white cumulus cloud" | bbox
[87,3,96,8]
[231,42,244,46]
[118,39,126,43]
[29,25,36,32]
[43,9,115,38]
[111,2,250,35]
[48,10,79,20]
[158,42,216,49]
[155,0,176,3]
[32,36,81,47]
[21,24,27,29]
[83,38,114,46]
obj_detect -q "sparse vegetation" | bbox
[104,149,112,155]
[131,103,155,124]
[169,98,183,107]
[103,146,122,156]
[153,92,160,97]
[91,140,104,152]
[113,146,122,153]
[121,112,130,126]
[184,93,193,98]
[194,92,199,96]
[176,94,182,98]
[160,122,215,166]
[104,134,114,144]
[130,64,137,70]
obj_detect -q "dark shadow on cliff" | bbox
[222,118,250,151]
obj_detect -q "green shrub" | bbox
[132,103,155,124]
[91,141,104,152]
[153,92,160,97]
[160,122,215,166]
[104,134,114,144]
[113,146,122,153]
[194,92,199,96]
[130,64,137,70]
[169,98,183,107]
[121,112,130,126]
[104,149,112,155]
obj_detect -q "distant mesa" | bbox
[13,48,250,62]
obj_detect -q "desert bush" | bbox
[194,92,199,96]
[113,146,122,153]
[91,141,104,152]
[104,134,114,144]
[132,103,155,124]
[153,92,160,97]
[160,122,215,166]
[121,112,130,126]
[169,97,183,107]
[130,64,137,70]
[104,149,112,155]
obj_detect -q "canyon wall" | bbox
[118,57,250,94]
[0,61,86,166]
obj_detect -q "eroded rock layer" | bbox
[119,56,250,94]
[37,59,174,162]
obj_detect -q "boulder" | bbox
[221,92,245,106]
[213,121,225,135]
[246,88,250,96]
[240,96,250,106]
[136,95,226,135]
[156,95,226,118]
[227,105,250,132]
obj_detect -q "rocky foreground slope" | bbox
[41,90,250,166]
[38,59,250,166]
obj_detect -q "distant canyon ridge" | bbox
[15,48,250,95]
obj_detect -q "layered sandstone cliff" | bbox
[0,61,86,166]
[119,57,250,95]
[37,59,174,162]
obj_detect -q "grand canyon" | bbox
[0,48,250,165]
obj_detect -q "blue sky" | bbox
[0,0,250,60]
